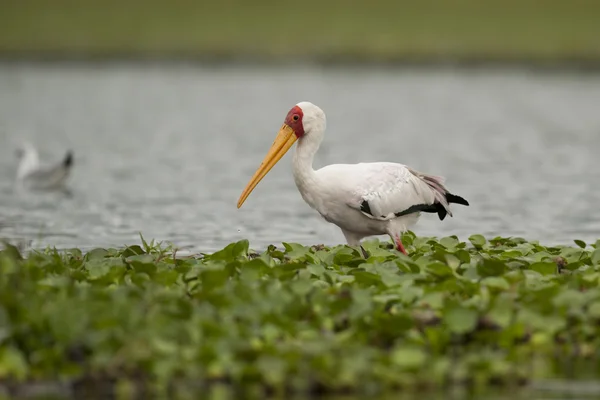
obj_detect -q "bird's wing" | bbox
[320,162,451,221]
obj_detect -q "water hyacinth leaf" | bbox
[0,346,28,380]
[4,234,600,395]
[560,247,586,263]
[587,301,600,319]
[477,258,506,277]
[487,301,513,328]
[200,269,230,289]
[454,249,471,264]
[481,276,510,291]
[461,265,480,281]
[443,304,478,334]
[425,262,454,278]
[350,271,381,287]
[333,248,358,265]
[306,263,326,278]
[239,260,269,282]
[469,234,486,248]
[121,245,145,257]
[127,254,157,276]
[290,279,313,296]
[1,241,23,261]
[86,258,124,280]
[498,250,523,259]
[391,346,427,369]
[444,254,461,270]
[208,240,249,261]
[574,239,587,249]
[38,275,72,288]
[84,248,109,261]
[529,262,557,276]
[154,270,179,286]
[401,231,416,246]
[591,249,600,265]
[418,291,444,309]
[373,262,404,287]
[282,242,310,259]
[232,239,250,258]
[256,355,286,386]
[440,236,459,250]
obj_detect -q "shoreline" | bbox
[2,53,600,73]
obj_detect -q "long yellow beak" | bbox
[237,124,298,208]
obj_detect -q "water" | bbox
[0,62,599,253]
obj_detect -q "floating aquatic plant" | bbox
[1,233,600,398]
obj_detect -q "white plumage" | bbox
[238,101,469,255]
[16,143,74,191]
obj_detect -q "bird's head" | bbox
[283,101,326,139]
[237,102,326,208]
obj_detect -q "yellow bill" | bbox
[237,124,298,208]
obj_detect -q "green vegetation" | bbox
[1,0,600,63]
[1,234,600,398]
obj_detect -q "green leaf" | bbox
[0,241,23,261]
[121,245,145,257]
[350,271,381,286]
[588,301,600,319]
[560,247,586,263]
[477,258,506,277]
[574,239,586,249]
[444,305,478,334]
[84,248,108,261]
[232,239,249,258]
[425,262,454,278]
[154,270,179,286]
[282,242,310,260]
[591,249,600,265]
[127,254,157,276]
[469,234,486,248]
[391,346,427,369]
[200,269,230,289]
[208,240,249,261]
[481,276,510,290]
[440,236,459,249]
[0,346,28,380]
[139,233,151,252]
[487,300,513,328]
[529,262,557,276]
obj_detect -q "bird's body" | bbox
[238,102,469,255]
[16,143,74,191]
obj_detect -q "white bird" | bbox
[15,143,74,191]
[237,102,469,256]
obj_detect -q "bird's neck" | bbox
[292,134,319,193]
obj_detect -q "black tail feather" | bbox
[437,204,448,221]
[436,192,469,221]
[446,192,469,206]
[63,151,74,168]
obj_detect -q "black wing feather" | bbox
[360,192,469,221]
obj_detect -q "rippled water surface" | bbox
[0,62,599,253]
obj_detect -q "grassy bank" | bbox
[1,234,600,398]
[1,0,600,64]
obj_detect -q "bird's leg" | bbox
[394,236,408,255]
[341,229,369,259]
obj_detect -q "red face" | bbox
[284,105,305,138]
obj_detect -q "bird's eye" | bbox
[293,114,299,121]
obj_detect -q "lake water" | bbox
[0,62,599,253]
